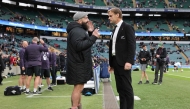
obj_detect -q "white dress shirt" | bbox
[112,20,123,56]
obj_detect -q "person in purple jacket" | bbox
[49,47,57,86]
[24,37,48,95]
[18,41,28,92]
[38,51,53,92]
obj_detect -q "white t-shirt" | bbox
[174,62,181,67]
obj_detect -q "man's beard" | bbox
[81,21,88,31]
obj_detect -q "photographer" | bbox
[0,53,5,85]
[138,45,151,84]
[152,43,167,85]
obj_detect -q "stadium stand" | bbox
[167,0,190,8]
[84,0,106,6]
[136,0,167,8]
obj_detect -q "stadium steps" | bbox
[165,0,170,7]
[175,45,189,62]
[3,6,15,15]
[132,0,136,8]
[134,23,138,30]
[37,11,46,24]
[104,0,114,6]
[166,20,173,31]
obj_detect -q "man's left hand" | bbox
[124,62,132,70]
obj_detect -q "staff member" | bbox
[108,8,136,109]
[152,43,166,85]
[18,41,28,92]
[24,37,48,95]
[49,48,57,86]
[66,12,100,109]
[39,51,53,91]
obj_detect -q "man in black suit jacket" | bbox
[108,8,136,109]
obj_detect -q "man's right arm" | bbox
[70,29,98,52]
[39,39,48,52]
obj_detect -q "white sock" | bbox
[23,86,26,89]
[26,89,29,92]
[38,85,42,87]
[48,85,51,88]
[34,88,37,92]
[19,86,22,90]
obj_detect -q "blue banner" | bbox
[0,20,185,36]
[135,33,184,36]
[0,20,66,32]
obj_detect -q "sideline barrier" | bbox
[2,66,21,76]
[83,65,100,94]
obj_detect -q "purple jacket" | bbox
[24,43,48,67]
[50,52,56,66]
[41,52,50,69]
[19,48,28,68]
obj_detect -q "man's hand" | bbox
[40,39,45,45]
[92,29,100,38]
[124,62,132,70]
[22,67,25,70]
[108,66,114,73]
[87,21,94,32]
[156,55,160,58]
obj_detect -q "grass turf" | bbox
[0,76,103,109]
[111,68,190,109]
[1,68,190,109]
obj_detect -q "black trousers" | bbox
[0,70,3,84]
[166,64,169,71]
[154,62,164,83]
[50,66,56,84]
[112,56,134,109]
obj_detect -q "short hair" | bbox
[142,45,146,48]
[32,37,39,42]
[108,8,122,18]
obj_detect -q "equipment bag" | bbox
[4,86,21,96]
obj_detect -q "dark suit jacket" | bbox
[155,47,167,64]
[109,22,136,67]
[0,55,5,72]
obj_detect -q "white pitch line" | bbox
[27,96,70,98]
[165,73,190,78]
[147,69,190,79]
[27,94,103,98]
[27,87,49,97]
[2,81,12,83]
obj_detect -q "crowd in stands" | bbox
[168,0,190,8]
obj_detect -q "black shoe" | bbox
[144,80,149,84]
[33,91,42,95]
[152,82,157,85]
[25,91,31,95]
[51,83,57,86]
[48,87,53,91]
[38,87,41,92]
[22,88,26,93]
[158,82,162,85]
[138,81,142,84]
